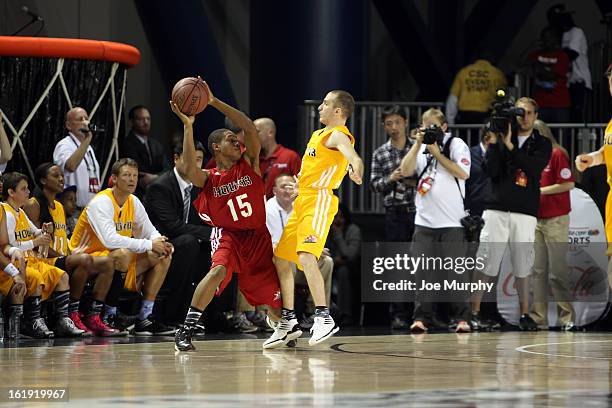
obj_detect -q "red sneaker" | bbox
[84,313,127,337]
[69,311,93,337]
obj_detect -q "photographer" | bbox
[53,107,101,211]
[400,108,471,333]
[471,97,552,331]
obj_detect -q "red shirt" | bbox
[528,50,570,108]
[538,147,573,218]
[193,156,267,231]
[259,144,301,199]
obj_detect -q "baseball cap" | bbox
[59,185,77,196]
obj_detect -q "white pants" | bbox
[477,210,537,278]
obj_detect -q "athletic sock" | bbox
[25,296,42,321]
[314,306,330,318]
[281,308,296,321]
[68,298,80,314]
[183,306,203,329]
[138,299,154,321]
[54,290,70,318]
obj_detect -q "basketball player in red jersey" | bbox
[171,81,301,352]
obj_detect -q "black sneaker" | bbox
[21,317,54,339]
[175,326,195,352]
[469,312,489,331]
[193,322,206,340]
[134,316,176,336]
[519,314,538,331]
[390,316,409,330]
[114,312,138,331]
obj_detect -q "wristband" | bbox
[4,263,19,277]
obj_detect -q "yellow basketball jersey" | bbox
[70,189,135,254]
[298,126,355,191]
[2,203,37,259]
[31,198,71,256]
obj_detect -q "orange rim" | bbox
[0,36,141,67]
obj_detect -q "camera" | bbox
[461,214,485,242]
[421,124,445,145]
[489,89,525,134]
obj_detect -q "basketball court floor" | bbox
[1,329,611,407]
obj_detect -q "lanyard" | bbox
[68,135,96,174]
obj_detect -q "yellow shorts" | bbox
[90,249,138,292]
[0,267,43,298]
[23,259,65,301]
[275,189,338,269]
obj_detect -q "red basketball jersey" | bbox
[194,156,266,231]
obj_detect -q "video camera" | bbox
[489,89,525,134]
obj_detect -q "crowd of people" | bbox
[0,10,609,343]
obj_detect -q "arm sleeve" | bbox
[450,139,471,177]
[86,196,153,253]
[370,150,392,193]
[53,140,72,172]
[26,214,43,236]
[509,137,552,178]
[445,95,459,125]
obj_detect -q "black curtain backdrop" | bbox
[0,57,126,187]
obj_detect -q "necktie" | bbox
[183,185,192,223]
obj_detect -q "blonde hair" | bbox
[515,97,539,112]
[422,108,447,125]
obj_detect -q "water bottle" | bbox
[8,313,19,340]
[0,313,4,343]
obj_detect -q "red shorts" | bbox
[210,227,282,308]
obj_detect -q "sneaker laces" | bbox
[33,317,50,332]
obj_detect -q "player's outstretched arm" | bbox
[200,82,260,170]
[576,145,605,172]
[170,101,209,187]
[326,130,364,185]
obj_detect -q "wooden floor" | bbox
[1,331,612,407]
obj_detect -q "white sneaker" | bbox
[262,318,302,349]
[309,315,339,346]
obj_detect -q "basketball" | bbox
[171,77,209,116]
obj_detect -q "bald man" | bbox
[254,117,301,199]
[53,107,101,209]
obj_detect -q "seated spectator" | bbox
[527,27,571,123]
[265,173,333,328]
[144,142,212,326]
[120,105,170,198]
[2,172,84,338]
[57,185,78,237]
[23,163,119,337]
[53,107,101,211]
[70,158,175,336]
[326,203,361,325]
[254,117,301,199]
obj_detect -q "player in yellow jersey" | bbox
[0,204,31,339]
[70,158,175,336]
[576,63,612,287]
[2,172,85,338]
[24,163,120,336]
[265,90,364,348]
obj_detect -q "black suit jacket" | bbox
[144,169,211,240]
[120,131,170,197]
[465,144,489,217]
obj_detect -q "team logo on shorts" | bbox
[303,234,318,243]
[273,290,281,302]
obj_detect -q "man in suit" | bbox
[121,105,170,198]
[144,141,211,325]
